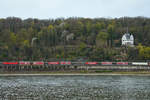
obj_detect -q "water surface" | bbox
[0,75,150,100]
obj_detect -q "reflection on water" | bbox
[0,75,150,100]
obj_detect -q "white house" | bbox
[122,33,134,46]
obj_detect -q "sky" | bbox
[0,0,150,19]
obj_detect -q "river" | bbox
[0,75,150,100]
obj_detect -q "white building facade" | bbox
[122,33,134,46]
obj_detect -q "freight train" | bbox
[0,61,150,66]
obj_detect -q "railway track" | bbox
[0,61,150,71]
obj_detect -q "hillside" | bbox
[0,17,150,61]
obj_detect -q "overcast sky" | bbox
[0,0,150,19]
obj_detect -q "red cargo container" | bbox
[116,62,128,65]
[33,62,44,65]
[60,61,71,65]
[48,62,59,65]
[101,62,112,65]
[3,62,18,65]
[85,62,98,65]
[19,61,30,65]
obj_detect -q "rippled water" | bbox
[0,75,150,100]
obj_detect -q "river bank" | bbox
[1,71,150,76]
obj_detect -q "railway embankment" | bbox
[1,70,150,76]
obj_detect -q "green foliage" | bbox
[0,17,150,61]
[137,44,150,59]
[79,42,86,51]
[97,31,109,40]
[96,31,109,47]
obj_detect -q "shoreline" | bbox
[1,71,150,76]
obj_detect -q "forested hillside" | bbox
[0,17,150,61]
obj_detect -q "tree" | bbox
[96,31,109,48]
[137,44,150,60]
[107,24,115,47]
